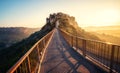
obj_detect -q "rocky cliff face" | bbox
[42,12,78,29]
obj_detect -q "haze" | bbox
[0,0,120,28]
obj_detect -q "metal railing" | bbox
[60,29,120,73]
[7,29,55,73]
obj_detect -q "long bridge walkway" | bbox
[40,29,106,73]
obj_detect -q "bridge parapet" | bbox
[60,29,120,73]
[7,29,55,73]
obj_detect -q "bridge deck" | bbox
[40,29,106,73]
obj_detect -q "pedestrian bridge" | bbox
[7,28,120,73]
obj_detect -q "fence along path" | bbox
[7,29,55,73]
[60,29,120,73]
[40,28,106,73]
[7,28,120,73]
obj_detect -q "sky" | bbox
[0,0,120,28]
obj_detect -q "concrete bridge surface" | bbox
[40,29,106,73]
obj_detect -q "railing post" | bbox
[110,45,115,73]
[71,36,73,47]
[43,38,45,48]
[24,61,28,73]
[83,39,86,57]
[76,30,78,50]
[27,56,31,73]
[37,45,40,61]
[76,36,78,50]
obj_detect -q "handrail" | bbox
[60,29,120,73]
[7,29,55,73]
[60,29,120,46]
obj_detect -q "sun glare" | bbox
[94,9,119,26]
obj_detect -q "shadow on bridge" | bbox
[40,29,106,73]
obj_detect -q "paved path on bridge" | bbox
[40,29,106,73]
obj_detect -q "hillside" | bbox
[0,27,39,49]
[0,25,54,72]
[46,12,101,41]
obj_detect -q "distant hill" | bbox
[83,25,120,37]
[0,27,40,49]
[91,32,120,45]
[83,25,120,45]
